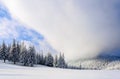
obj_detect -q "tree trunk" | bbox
[14,61,16,64]
[4,59,5,63]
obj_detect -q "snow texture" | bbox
[0,60,120,79]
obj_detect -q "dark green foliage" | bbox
[9,39,19,64]
[57,53,67,68]
[27,46,36,67]
[0,41,8,62]
[45,53,54,67]
[0,39,67,68]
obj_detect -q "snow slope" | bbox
[0,61,120,79]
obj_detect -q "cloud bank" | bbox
[1,0,120,60]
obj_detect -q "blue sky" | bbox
[0,0,120,60]
[0,6,44,44]
[0,3,57,55]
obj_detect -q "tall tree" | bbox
[36,53,45,65]
[28,46,36,67]
[10,39,19,64]
[7,44,11,61]
[0,41,8,62]
[16,42,20,62]
[0,44,1,59]
[40,53,45,65]
[45,53,54,67]
[19,46,29,66]
[57,53,67,68]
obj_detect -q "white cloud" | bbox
[1,0,120,61]
[0,18,19,39]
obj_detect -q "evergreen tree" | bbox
[10,39,19,64]
[16,42,20,62]
[0,39,68,68]
[57,53,67,68]
[7,44,11,61]
[28,46,36,67]
[19,46,29,66]
[0,41,8,62]
[45,53,54,67]
[36,53,45,65]
[41,54,46,65]
[0,44,1,59]
[40,53,45,65]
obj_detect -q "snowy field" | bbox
[0,61,120,79]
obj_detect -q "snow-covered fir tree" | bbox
[0,41,8,62]
[0,39,68,68]
[40,53,45,65]
[36,53,45,65]
[9,39,19,64]
[7,44,11,61]
[45,53,54,67]
[27,46,36,67]
[16,42,20,62]
[57,53,67,68]
[19,45,29,66]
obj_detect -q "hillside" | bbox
[69,56,120,70]
[0,60,120,79]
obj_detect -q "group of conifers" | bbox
[0,39,67,68]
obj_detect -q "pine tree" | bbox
[45,53,54,67]
[28,46,36,67]
[7,44,11,61]
[0,44,1,59]
[0,41,8,63]
[0,44,2,59]
[40,53,44,65]
[19,46,29,66]
[10,39,19,64]
[16,42,20,62]
[36,53,45,65]
[57,53,67,68]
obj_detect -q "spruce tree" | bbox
[19,46,29,66]
[45,53,54,67]
[40,53,44,65]
[28,46,36,67]
[16,42,20,62]
[0,41,8,63]
[7,44,11,61]
[57,53,67,68]
[10,39,19,64]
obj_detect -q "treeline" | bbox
[0,39,67,68]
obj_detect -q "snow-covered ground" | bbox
[0,61,120,79]
[69,56,120,70]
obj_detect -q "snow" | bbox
[69,57,120,70]
[0,61,120,79]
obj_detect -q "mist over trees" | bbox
[1,40,119,70]
[0,39,67,68]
